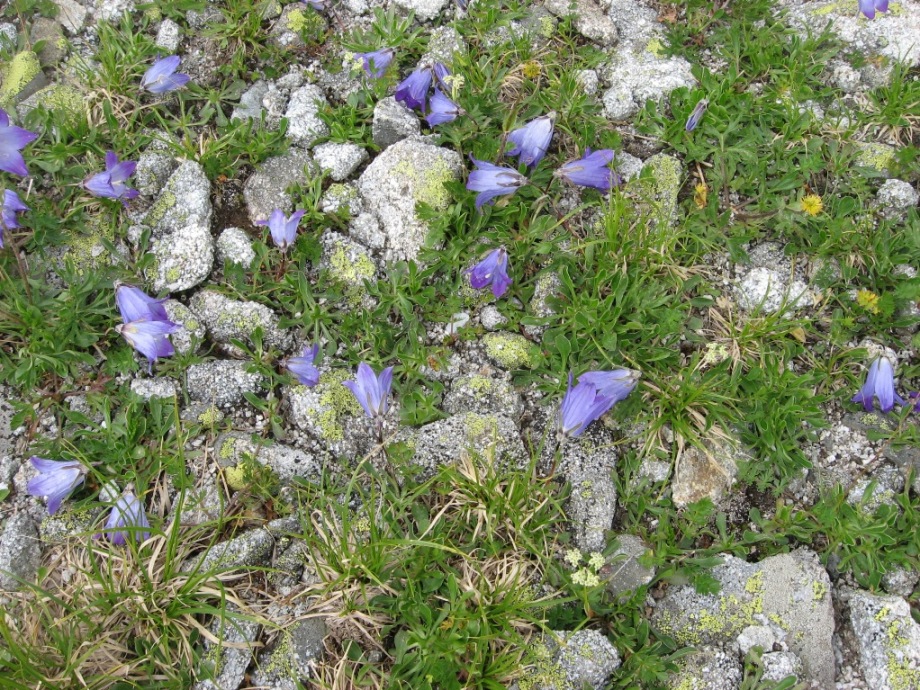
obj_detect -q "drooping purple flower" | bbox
[343,362,394,419]
[466,247,511,298]
[255,209,306,251]
[395,66,433,111]
[556,373,615,439]
[0,189,29,247]
[851,355,905,413]
[909,392,920,413]
[84,151,139,203]
[859,0,888,19]
[432,63,451,90]
[288,343,321,387]
[353,48,395,79]
[0,108,38,177]
[27,457,88,515]
[115,282,169,324]
[116,318,180,371]
[506,113,555,168]
[141,55,191,93]
[685,98,709,132]
[426,88,463,127]
[97,490,151,545]
[466,156,528,210]
[554,149,620,191]
[578,369,640,405]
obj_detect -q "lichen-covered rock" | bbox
[231,80,270,123]
[877,179,919,221]
[847,589,920,690]
[421,25,466,64]
[545,0,618,46]
[0,512,41,591]
[480,305,507,330]
[216,227,256,267]
[482,332,540,369]
[31,18,68,69]
[312,142,368,181]
[733,242,815,315]
[135,150,179,197]
[187,361,265,407]
[270,3,327,49]
[319,230,378,295]
[391,0,449,21]
[243,149,316,224]
[257,443,322,484]
[129,377,178,400]
[601,47,694,121]
[54,0,88,35]
[94,0,136,23]
[604,534,655,597]
[854,141,897,176]
[671,435,743,509]
[0,50,47,110]
[761,652,804,684]
[525,629,621,690]
[371,96,421,149]
[284,371,365,452]
[250,617,327,690]
[185,528,274,571]
[443,373,522,418]
[321,183,364,216]
[163,299,205,354]
[150,222,214,292]
[155,17,181,51]
[189,289,292,352]
[15,83,83,125]
[194,609,261,690]
[567,467,617,552]
[668,646,743,690]
[525,272,561,338]
[284,84,329,147]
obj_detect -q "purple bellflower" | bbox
[115,282,170,324]
[685,98,709,132]
[255,209,306,252]
[578,369,640,404]
[27,457,88,515]
[395,66,433,112]
[0,189,29,247]
[466,247,512,298]
[554,149,620,191]
[426,88,463,127]
[97,490,151,545]
[288,343,321,387]
[909,392,920,413]
[851,355,905,413]
[84,151,139,203]
[304,0,325,9]
[859,0,888,19]
[557,373,615,439]
[353,48,395,78]
[467,156,528,210]
[116,318,180,372]
[344,362,394,419]
[141,55,191,93]
[507,113,555,168]
[433,63,451,90]
[0,108,38,177]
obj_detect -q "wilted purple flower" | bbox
[851,355,905,413]
[343,362,394,419]
[115,282,169,324]
[288,343,321,387]
[97,490,150,545]
[467,156,528,210]
[0,108,38,177]
[141,55,191,93]
[909,392,920,413]
[395,66,433,111]
[685,98,709,132]
[0,189,29,247]
[426,88,462,127]
[557,373,615,439]
[859,0,888,19]
[116,318,180,371]
[27,457,88,515]
[466,247,511,298]
[84,151,139,203]
[578,369,640,404]
[507,113,555,168]
[554,149,620,191]
[353,48,395,78]
[255,209,306,251]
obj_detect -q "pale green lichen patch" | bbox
[144,190,178,229]
[327,241,375,287]
[28,84,84,124]
[518,640,568,690]
[0,51,42,109]
[483,332,539,369]
[303,370,362,441]
[392,157,454,209]
[61,214,117,274]
[854,142,896,173]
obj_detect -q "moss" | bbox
[392,157,455,209]
[0,51,41,109]
[483,332,537,369]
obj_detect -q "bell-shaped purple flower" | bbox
[0,189,29,247]
[432,63,451,90]
[255,209,306,251]
[859,0,888,19]
[506,113,555,168]
[116,318,180,371]
[467,156,528,210]
[27,457,88,515]
[343,362,394,419]
[0,108,38,177]
[97,490,151,545]
[141,55,191,93]
[115,282,170,324]
[354,48,395,78]
[395,66,433,112]
[426,88,462,127]
[304,0,324,9]
[288,343,321,387]
[554,149,620,191]
[685,98,709,132]
[578,369,640,404]
[466,247,511,298]
[84,151,139,203]
[851,355,905,413]
[557,373,615,439]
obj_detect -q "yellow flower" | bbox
[693,183,708,209]
[522,60,542,79]
[856,289,880,314]
[801,194,823,216]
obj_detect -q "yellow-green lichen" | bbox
[873,607,920,690]
[215,310,264,337]
[197,406,222,426]
[165,266,182,283]
[0,51,41,108]
[62,214,116,273]
[219,438,238,461]
[328,242,375,287]
[285,6,325,41]
[225,464,248,491]
[305,370,362,441]
[538,15,556,38]
[854,142,895,173]
[646,37,665,57]
[465,376,494,397]
[185,319,200,331]
[518,640,567,690]
[144,190,177,229]
[264,629,296,678]
[809,0,850,15]
[392,157,455,209]
[29,84,83,124]
[464,413,499,441]
[483,332,537,369]
[812,579,828,603]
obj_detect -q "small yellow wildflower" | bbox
[693,182,708,209]
[522,60,542,80]
[801,194,823,216]
[856,289,880,314]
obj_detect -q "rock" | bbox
[284,84,329,147]
[0,513,41,591]
[129,377,178,400]
[882,567,919,598]
[371,96,420,149]
[847,589,920,690]
[231,80,270,123]
[877,179,919,221]
[545,0,618,46]
[761,652,804,683]
[525,272,561,337]
[567,467,617,552]
[846,464,903,513]
[356,137,462,261]
[216,227,256,267]
[318,230,378,293]
[443,373,522,418]
[0,51,47,110]
[187,361,264,407]
[164,299,206,354]
[312,142,368,181]
[194,610,261,690]
[284,370,367,455]
[604,534,654,597]
[95,0,136,23]
[155,18,181,51]
[737,624,778,655]
[321,183,363,216]
[672,435,742,508]
[668,646,743,690]
[243,149,315,224]
[528,629,620,689]
[250,618,327,689]
[652,549,835,687]
[734,243,815,315]
[150,222,214,292]
[479,305,507,330]
[269,4,327,49]
[391,0,448,20]
[854,142,897,177]
[189,289,292,352]
[257,443,322,485]
[482,332,539,369]
[575,69,599,95]
[31,18,68,68]
[135,151,179,197]
[15,83,83,125]
[186,527,274,571]
[601,47,694,121]
[0,24,15,49]
[421,26,466,64]
[174,479,223,528]
[54,0,88,35]
[348,212,385,248]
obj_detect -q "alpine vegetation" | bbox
[84,151,139,203]
[141,55,191,93]
[466,247,512,298]
[26,457,88,515]
[851,355,905,413]
[96,489,151,545]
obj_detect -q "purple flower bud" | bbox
[859,0,888,19]
[0,108,38,177]
[84,151,139,203]
[426,88,462,127]
[115,282,170,324]
[27,457,88,515]
[554,148,620,191]
[141,55,191,93]
[288,343,321,387]
[255,209,306,251]
[0,189,29,247]
[578,369,640,404]
[97,490,151,545]
[395,66,433,112]
[466,247,512,298]
[116,318,180,371]
[506,113,555,168]
[466,156,528,210]
[354,48,395,78]
[851,355,905,413]
[343,362,394,419]
[685,98,709,132]
[557,373,615,439]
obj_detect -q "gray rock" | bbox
[243,149,315,224]
[312,142,368,181]
[257,443,321,484]
[847,589,920,690]
[883,567,919,598]
[231,80,270,123]
[736,625,778,655]
[94,0,135,22]
[604,534,654,597]
[270,3,327,49]
[164,299,205,354]
[186,527,274,571]
[129,377,178,400]
[187,361,265,407]
[479,305,507,330]
[319,230,378,291]
[321,183,364,216]
[54,0,88,35]
[761,652,804,683]
[181,402,225,427]
[284,84,329,147]
[216,227,256,267]
[135,151,179,197]
[189,289,292,352]
[652,549,835,687]
[545,0,618,46]
[174,479,224,528]
[0,24,17,49]
[481,332,539,369]
[846,463,903,513]
[409,413,527,479]
[155,18,181,51]
[615,151,644,182]
[0,512,41,591]
[214,432,258,469]
[672,436,741,509]
[391,0,448,21]
[194,610,261,690]
[443,373,522,418]
[567,467,617,552]
[31,18,67,68]
[532,629,620,689]
[250,618,327,689]
[150,222,214,292]
[669,646,742,690]
[421,26,466,64]
[348,212,384,248]
[283,372,369,458]
[877,179,919,221]
[371,96,420,149]
[601,49,694,121]
[524,272,561,337]
[606,0,665,47]
[734,243,815,315]
[575,69,599,95]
